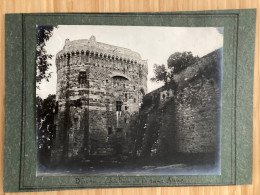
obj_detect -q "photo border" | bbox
[4,9,256,192]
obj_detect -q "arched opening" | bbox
[112,75,129,80]
[112,75,129,89]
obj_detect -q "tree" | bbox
[36,25,57,88]
[167,52,198,73]
[37,94,57,166]
[151,51,199,84]
[150,64,169,83]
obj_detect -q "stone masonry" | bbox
[51,36,148,163]
[135,49,222,164]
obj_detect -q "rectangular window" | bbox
[116,101,122,111]
[108,127,112,135]
[125,106,128,110]
[78,71,87,84]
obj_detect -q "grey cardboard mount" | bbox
[4,9,256,192]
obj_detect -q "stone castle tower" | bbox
[51,36,148,163]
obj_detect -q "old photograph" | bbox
[36,25,223,176]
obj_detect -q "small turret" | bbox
[65,38,70,44]
[89,35,96,44]
[64,38,71,49]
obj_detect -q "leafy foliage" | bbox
[167,52,199,73]
[150,64,169,83]
[37,94,57,165]
[36,26,56,88]
[151,52,198,84]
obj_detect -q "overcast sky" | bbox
[37,25,223,99]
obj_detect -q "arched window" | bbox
[162,94,166,100]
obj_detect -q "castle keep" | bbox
[52,36,148,162]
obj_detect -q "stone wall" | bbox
[135,49,222,163]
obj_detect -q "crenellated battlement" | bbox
[56,36,147,67]
[56,51,147,71]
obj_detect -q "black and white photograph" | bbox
[36,25,223,176]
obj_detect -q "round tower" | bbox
[52,36,148,162]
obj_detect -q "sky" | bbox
[37,25,223,99]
